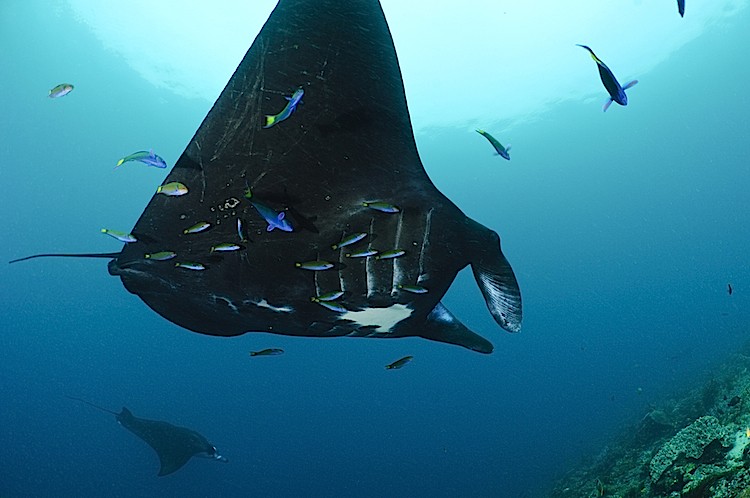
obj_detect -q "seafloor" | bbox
[550,344,750,497]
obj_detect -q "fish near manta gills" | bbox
[10,0,522,353]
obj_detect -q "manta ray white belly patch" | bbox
[341,303,413,333]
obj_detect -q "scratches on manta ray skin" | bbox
[391,210,405,293]
[417,208,434,283]
[247,298,293,314]
[193,140,207,203]
[211,294,239,313]
[366,217,376,298]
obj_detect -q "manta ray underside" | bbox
[67,397,227,476]
[14,0,522,353]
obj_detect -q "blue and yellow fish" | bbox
[577,44,637,112]
[476,129,511,160]
[263,88,304,128]
[244,189,293,232]
[49,83,74,98]
[115,150,168,169]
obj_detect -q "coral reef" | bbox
[549,349,750,497]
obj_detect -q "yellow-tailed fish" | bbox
[183,221,211,234]
[49,83,74,98]
[101,228,137,243]
[376,249,406,260]
[295,260,334,271]
[397,284,428,294]
[263,88,304,128]
[315,291,344,302]
[115,149,167,169]
[576,44,637,112]
[385,356,413,370]
[362,201,400,213]
[175,261,206,271]
[476,129,511,160]
[210,243,243,253]
[250,348,284,356]
[156,182,188,196]
[345,249,378,258]
[332,232,367,250]
[313,299,347,313]
[144,251,177,261]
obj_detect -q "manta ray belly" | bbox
[340,304,413,334]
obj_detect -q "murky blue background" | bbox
[2,1,749,496]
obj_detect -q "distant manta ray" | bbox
[10,0,522,353]
[66,396,227,476]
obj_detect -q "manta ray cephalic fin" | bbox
[469,226,522,334]
[423,302,493,354]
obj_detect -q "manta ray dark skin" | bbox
[11,0,522,353]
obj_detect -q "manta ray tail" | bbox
[9,252,121,264]
[65,395,120,415]
[468,224,523,334]
[424,303,494,354]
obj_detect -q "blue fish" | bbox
[263,88,304,128]
[476,129,511,160]
[244,189,293,232]
[677,0,685,17]
[253,201,292,232]
[576,44,637,112]
[115,149,168,169]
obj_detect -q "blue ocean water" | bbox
[2,2,749,497]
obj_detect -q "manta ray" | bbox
[11,0,522,353]
[66,396,228,476]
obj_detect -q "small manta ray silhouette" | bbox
[66,396,228,476]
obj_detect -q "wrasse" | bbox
[314,291,344,302]
[249,348,284,357]
[376,249,406,260]
[332,232,367,250]
[244,189,293,232]
[101,228,136,243]
[295,260,334,271]
[362,201,400,213]
[576,44,637,112]
[397,284,428,294]
[144,251,177,261]
[237,218,249,243]
[345,249,378,258]
[175,261,206,271]
[476,129,511,160]
[115,149,167,169]
[385,356,413,370]
[210,243,243,253]
[312,299,347,313]
[183,222,211,234]
[263,88,304,128]
[49,83,74,98]
[156,182,188,196]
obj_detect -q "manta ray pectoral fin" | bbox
[470,230,522,333]
[423,302,493,354]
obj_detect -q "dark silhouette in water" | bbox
[9,0,522,353]
[66,396,227,476]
